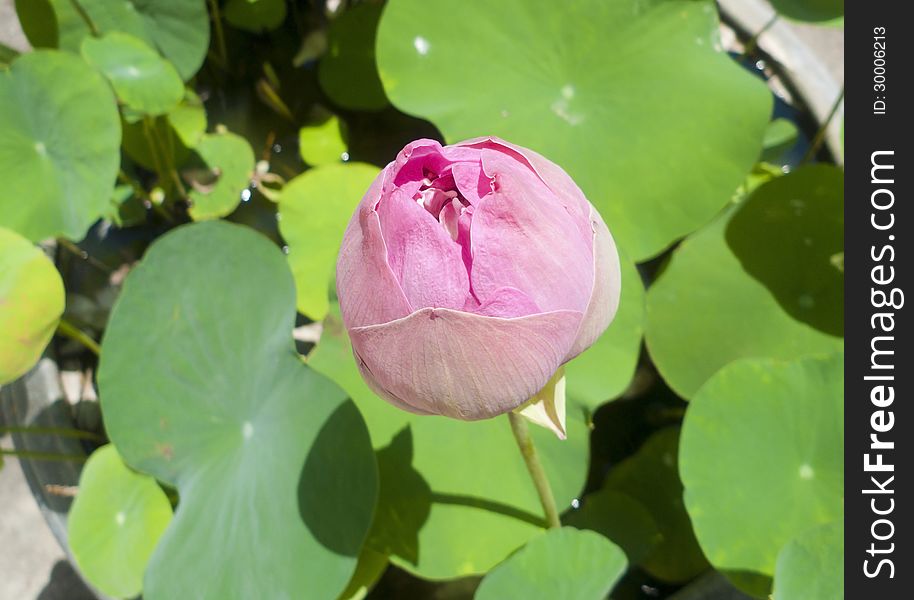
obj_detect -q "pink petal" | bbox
[349,307,584,420]
[336,185,413,328]
[450,162,489,205]
[376,187,470,311]
[565,206,622,360]
[470,149,594,314]
[474,286,540,318]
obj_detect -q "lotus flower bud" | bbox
[336,137,620,437]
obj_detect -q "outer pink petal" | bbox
[336,174,413,328]
[474,286,541,318]
[470,149,594,314]
[377,187,471,310]
[565,206,622,360]
[349,307,584,420]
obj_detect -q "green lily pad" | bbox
[475,527,627,600]
[726,164,844,336]
[565,256,643,409]
[0,50,120,242]
[769,0,844,24]
[0,227,65,384]
[21,0,209,80]
[319,3,388,111]
[773,521,843,600]
[278,163,380,320]
[225,0,287,33]
[187,131,255,220]
[97,221,378,600]
[645,207,843,399]
[679,354,844,575]
[299,115,348,167]
[376,0,771,260]
[68,445,173,600]
[122,89,206,171]
[603,427,709,583]
[761,118,799,162]
[564,488,661,565]
[14,0,58,48]
[81,32,184,116]
[309,304,590,579]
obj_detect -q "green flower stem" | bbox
[0,448,86,462]
[0,425,104,442]
[57,318,101,356]
[800,87,845,165]
[507,412,561,529]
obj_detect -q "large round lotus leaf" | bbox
[309,304,590,579]
[225,0,287,32]
[773,521,843,600]
[187,132,255,221]
[0,50,120,242]
[603,427,709,583]
[122,89,206,170]
[679,354,844,575]
[299,116,348,167]
[376,0,771,261]
[81,32,184,116]
[726,165,844,337]
[645,207,843,399]
[564,489,661,565]
[0,227,65,384]
[23,0,209,80]
[97,221,378,600]
[68,445,173,599]
[565,256,643,409]
[475,528,627,600]
[319,3,388,111]
[278,163,380,320]
[769,0,843,24]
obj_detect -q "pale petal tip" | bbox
[516,367,567,440]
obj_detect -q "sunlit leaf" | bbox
[475,528,627,600]
[298,115,348,167]
[98,221,378,600]
[68,445,173,599]
[773,521,843,600]
[81,32,184,116]
[645,207,843,399]
[21,0,210,80]
[187,131,255,220]
[376,0,771,260]
[0,227,65,384]
[0,51,120,241]
[679,354,844,575]
[279,163,380,320]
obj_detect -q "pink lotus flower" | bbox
[336,137,620,436]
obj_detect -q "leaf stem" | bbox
[0,448,87,462]
[0,426,104,442]
[207,0,229,68]
[56,319,101,356]
[507,412,561,529]
[68,0,100,37]
[800,87,845,165]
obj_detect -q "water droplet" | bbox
[240,188,252,202]
[570,498,581,509]
[115,511,126,526]
[34,141,47,156]
[341,151,350,162]
[500,109,510,118]
[561,84,575,100]
[242,421,254,439]
[282,245,290,255]
[799,464,815,480]
[272,144,282,154]
[755,59,766,71]
[413,36,430,56]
